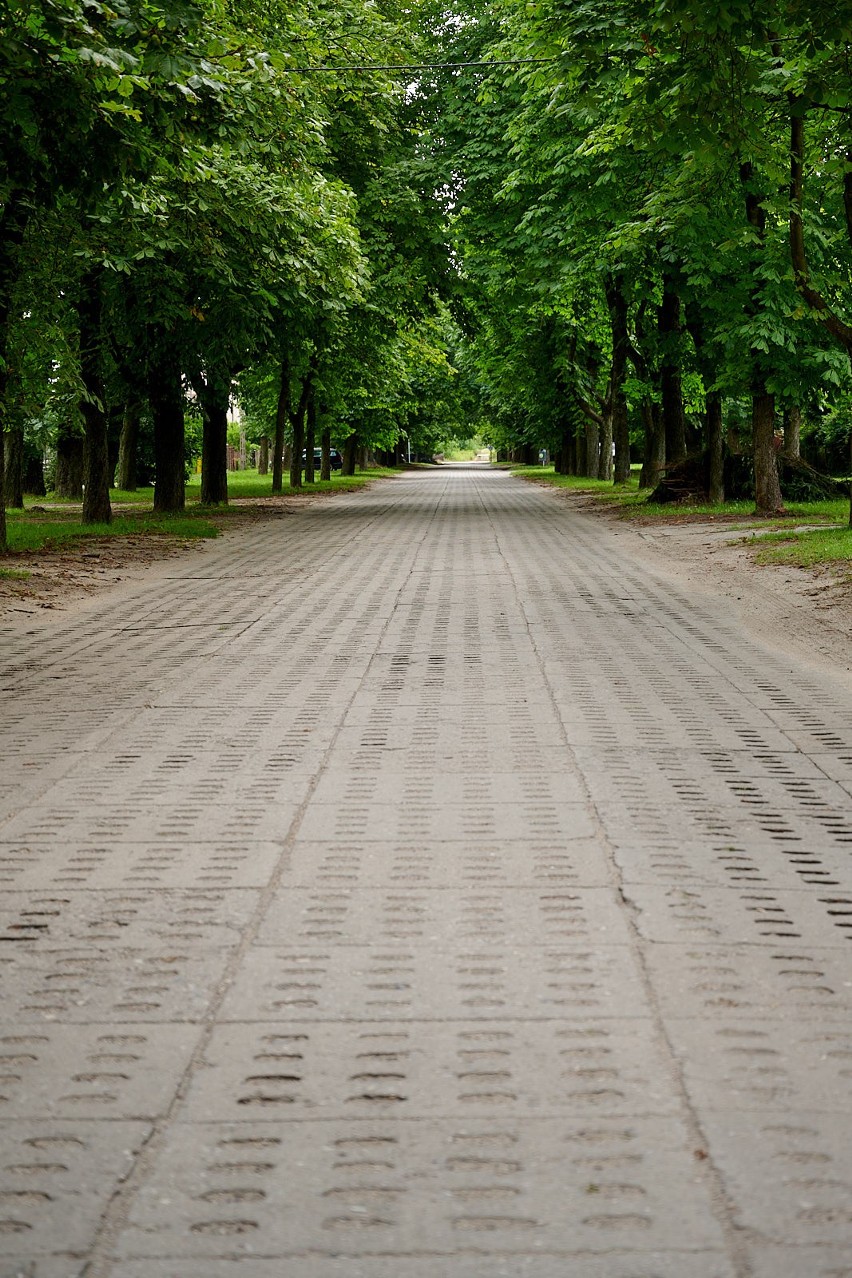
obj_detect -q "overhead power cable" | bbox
[280,57,558,73]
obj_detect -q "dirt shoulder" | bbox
[568,490,852,681]
[0,497,305,623]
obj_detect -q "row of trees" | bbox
[0,0,475,553]
[435,0,852,512]
[2,0,851,555]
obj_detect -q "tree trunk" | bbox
[606,277,631,484]
[320,426,331,481]
[707,390,725,504]
[753,388,784,514]
[303,392,316,484]
[149,354,185,513]
[0,428,4,554]
[639,400,665,489]
[342,433,357,476]
[289,405,305,489]
[197,376,229,506]
[659,280,687,464]
[4,427,23,508]
[585,420,600,478]
[0,194,31,553]
[55,428,84,499]
[272,358,289,495]
[357,445,368,471]
[116,406,140,491]
[24,447,45,496]
[77,270,112,524]
[258,435,269,476]
[598,410,613,481]
[783,405,801,458]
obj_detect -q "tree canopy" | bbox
[2,0,851,548]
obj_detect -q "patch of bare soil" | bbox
[573,494,852,681]
[0,502,293,622]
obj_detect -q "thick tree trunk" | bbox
[258,435,269,476]
[196,375,229,506]
[116,406,140,491]
[24,447,45,496]
[272,359,289,495]
[200,400,228,504]
[0,194,31,552]
[597,412,613,481]
[585,420,600,478]
[320,426,331,481]
[4,427,23,508]
[753,389,784,514]
[784,405,801,458]
[639,400,665,489]
[707,391,725,504]
[55,428,84,499]
[659,281,687,464]
[77,270,112,525]
[606,277,631,484]
[149,355,185,513]
[303,393,316,484]
[289,406,305,489]
[342,433,357,476]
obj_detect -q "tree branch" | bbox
[789,105,852,356]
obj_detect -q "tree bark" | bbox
[55,428,84,499]
[753,388,784,514]
[605,277,631,484]
[149,353,185,513]
[585,420,600,478]
[0,193,31,552]
[342,433,357,476]
[320,426,331,481]
[639,400,665,489]
[272,357,289,495]
[193,373,229,506]
[289,405,305,489]
[304,391,316,484]
[116,406,140,491]
[659,278,687,464]
[597,409,613,481]
[24,446,45,496]
[4,427,23,508]
[258,435,269,476]
[77,269,112,524]
[707,391,724,504]
[783,405,801,458]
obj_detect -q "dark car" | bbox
[302,448,343,471]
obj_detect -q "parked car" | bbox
[301,448,343,471]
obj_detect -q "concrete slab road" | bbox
[1,464,852,1278]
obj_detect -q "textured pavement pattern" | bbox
[2,465,852,1278]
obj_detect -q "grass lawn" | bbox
[510,464,852,569]
[3,466,397,556]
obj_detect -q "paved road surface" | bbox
[2,465,852,1278]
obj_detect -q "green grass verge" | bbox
[0,566,31,580]
[751,525,852,569]
[3,466,397,558]
[5,510,219,554]
[185,466,397,501]
[510,464,849,526]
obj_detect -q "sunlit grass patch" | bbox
[751,525,852,569]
